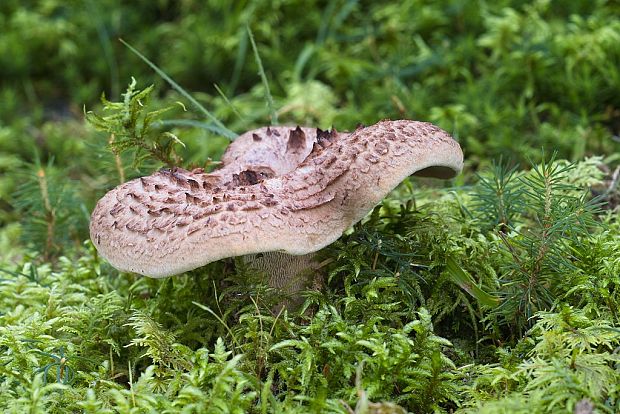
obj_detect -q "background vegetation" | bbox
[1,0,619,412]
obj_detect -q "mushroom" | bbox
[90,119,463,299]
[218,125,342,178]
[170,125,343,189]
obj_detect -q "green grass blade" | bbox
[229,25,249,93]
[86,0,119,100]
[193,301,241,351]
[156,119,236,136]
[246,26,277,125]
[444,257,500,307]
[119,38,237,140]
[213,83,245,121]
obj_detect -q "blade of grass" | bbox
[229,25,249,94]
[156,119,233,135]
[228,2,257,93]
[246,26,277,125]
[444,257,500,307]
[193,301,241,352]
[119,38,237,140]
[86,0,119,100]
[213,83,245,121]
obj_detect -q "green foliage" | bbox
[3,1,619,158]
[466,307,620,413]
[471,159,524,232]
[268,307,457,410]
[1,153,619,412]
[1,1,620,412]
[12,158,86,259]
[473,155,604,333]
[85,78,186,169]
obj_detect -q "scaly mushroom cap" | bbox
[219,125,340,177]
[90,119,463,277]
[188,125,342,187]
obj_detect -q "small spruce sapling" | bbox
[472,154,603,333]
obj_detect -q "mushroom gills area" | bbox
[413,165,460,179]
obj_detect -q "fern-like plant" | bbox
[85,78,186,170]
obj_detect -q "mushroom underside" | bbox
[413,165,459,179]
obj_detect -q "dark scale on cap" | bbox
[232,170,261,186]
[287,126,306,153]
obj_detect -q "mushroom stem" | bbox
[244,252,321,308]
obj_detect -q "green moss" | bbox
[1,1,620,412]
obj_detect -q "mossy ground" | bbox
[1,1,619,413]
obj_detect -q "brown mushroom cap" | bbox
[90,119,463,277]
[192,125,343,187]
[219,125,340,177]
